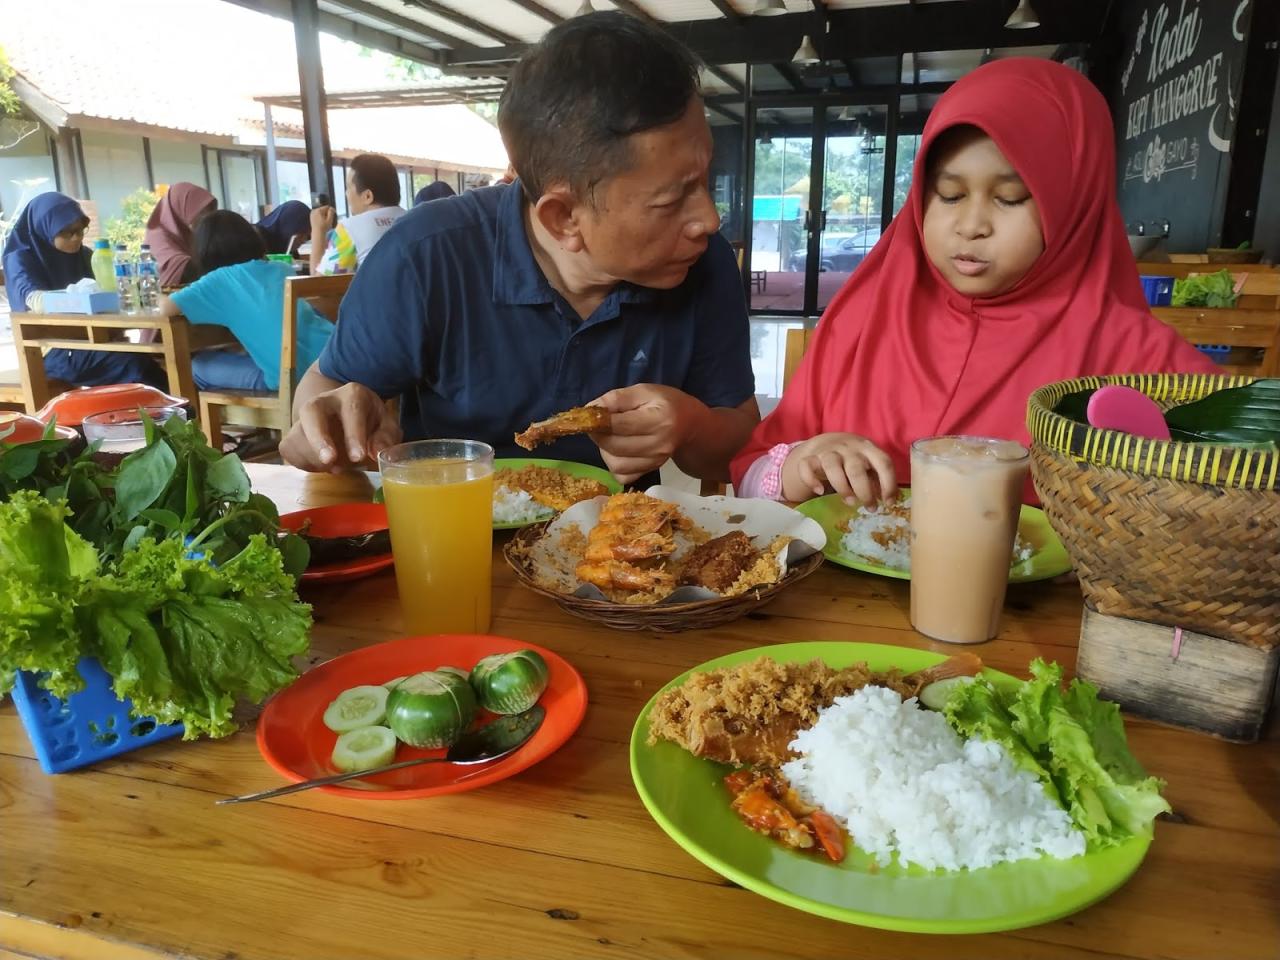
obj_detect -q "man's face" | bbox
[346,173,374,215]
[574,97,719,289]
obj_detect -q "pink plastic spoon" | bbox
[1086,385,1171,440]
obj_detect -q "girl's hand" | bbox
[781,433,897,505]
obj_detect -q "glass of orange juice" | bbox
[378,439,494,635]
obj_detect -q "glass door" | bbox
[816,105,889,312]
[749,107,814,314]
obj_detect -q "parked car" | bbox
[788,226,882,272]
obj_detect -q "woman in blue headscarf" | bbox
[255,200,311,255]
[412,180,455,206]
[2,192,166,389]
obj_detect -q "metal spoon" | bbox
[217,706,546,805]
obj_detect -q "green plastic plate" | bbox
[630,642,1152,934]
[794,490,1072,582]
[492,458,621,530]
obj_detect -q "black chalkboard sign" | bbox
[1113,0,1255,251]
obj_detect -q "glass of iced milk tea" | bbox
[909,436,1030,644]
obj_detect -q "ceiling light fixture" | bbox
[792,34,820,65]
[1004,0,1040,29]
[754,0,788,15]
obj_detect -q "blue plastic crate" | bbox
[10,657,183,774]
[1140,275,1174,307]
[1196,344,1232,357]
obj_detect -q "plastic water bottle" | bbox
[90,238,115,291]
[136,243,161,314]
[114,244,139,315]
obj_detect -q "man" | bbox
[280,12,757,485]
[309,153,407,275]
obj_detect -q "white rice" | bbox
[840,502,911,568]
[781,686,1085,871]
[492,485,554,525]
[840,497,1035,570]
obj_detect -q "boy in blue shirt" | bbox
[163,211,332,392]
[279,12,757,485]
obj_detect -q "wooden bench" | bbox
[1136,262,1280,377]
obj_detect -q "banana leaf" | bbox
[1052,389,1095,424]
[1164,379,1280,446]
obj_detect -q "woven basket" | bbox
[503,522,825,633]
[1027,373,1280,650]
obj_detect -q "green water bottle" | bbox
[90,238,115,291]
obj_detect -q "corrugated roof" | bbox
[0,0,507,171]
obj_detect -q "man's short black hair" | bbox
[193,210,266,276]
[498,11,702,204]
[349,153,401,207]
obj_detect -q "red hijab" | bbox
[731,58,1215,499]
[144,182,216,285]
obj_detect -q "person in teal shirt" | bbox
[162,211,332,391]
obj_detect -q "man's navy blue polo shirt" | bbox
[318,182,755,470]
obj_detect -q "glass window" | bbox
[220,153,260,220]
[332,164,348,216]
[79,128,149,223]
[893,134,923,215]
[274,160,312,205]
[149,139,207,195]
[0,120,56,230]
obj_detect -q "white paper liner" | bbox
[526,485,827,604]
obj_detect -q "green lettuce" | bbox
[1171,269,1238,308]
[1,494,312,739]
[945,659,1169,848]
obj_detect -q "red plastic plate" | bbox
[256,634,588,799]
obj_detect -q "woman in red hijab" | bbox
[731,58,1215,505]
[144,182,217,286]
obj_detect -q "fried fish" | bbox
[514,405,611,450]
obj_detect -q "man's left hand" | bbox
[590,384,704,485]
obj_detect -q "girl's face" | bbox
[921,128,1044,298]
[52,222,87,254]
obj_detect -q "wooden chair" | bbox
[198,273,353,449]
[1136,263,1280,377]
[783,326,815,391]
[12,312,205,413]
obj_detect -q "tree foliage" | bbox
[0,46,21,117]
[105,187,162,255]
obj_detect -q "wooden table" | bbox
[2,464,1276,960]
[11,312,238,413]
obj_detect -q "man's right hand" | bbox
[310,205,337,235]
[280,382,402,472]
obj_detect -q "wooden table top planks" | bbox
[1,464,1276,960]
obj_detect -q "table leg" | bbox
[162,319,200,411]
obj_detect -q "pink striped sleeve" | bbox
[736,442,802,500]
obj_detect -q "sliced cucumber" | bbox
[323,684,390,733]
[331,725,397,772]
[919,675,976,712]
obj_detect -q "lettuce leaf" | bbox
[1171,269,1238,308]
[0,493,98,698]
[1,494,313,739]
[90,536,312,739]
[945,659,1169,848]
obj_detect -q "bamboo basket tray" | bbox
[504,522,825,633]
[1026,373,1280,649]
